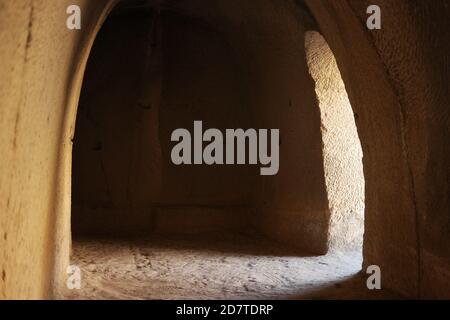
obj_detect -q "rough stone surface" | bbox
[62,234,400,300]
[0,0,448,299]
[305,30,365,251]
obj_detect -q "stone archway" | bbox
[56,0,403,297]
[51,0,119,297]
[303,0,420,297]
[60,0,366,299]
[47,0,448,299]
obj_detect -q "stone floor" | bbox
[62,233,400,300]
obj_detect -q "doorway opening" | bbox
[67,1,372,300]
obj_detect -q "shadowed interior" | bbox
[68,1,365,299]
[0,0,448,300]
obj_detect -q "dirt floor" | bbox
[62,233,400,300]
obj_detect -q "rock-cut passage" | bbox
[65,2,393,301]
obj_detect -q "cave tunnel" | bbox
[1,0,449,301]
[69,0,367,299]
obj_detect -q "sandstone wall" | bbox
[0,0,448,299]
[305,0,450,298]
[0,0,116,299]
[305,30,365,252]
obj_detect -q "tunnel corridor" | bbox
[1,0,448,301]
[67,0,367,299]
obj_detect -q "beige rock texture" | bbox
[0,0,448,299]
[305,30,365,252]
[63,235,396,300]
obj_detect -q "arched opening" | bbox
[2,0,449,301]
[305,31,365,253]
[65,0,376,300]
